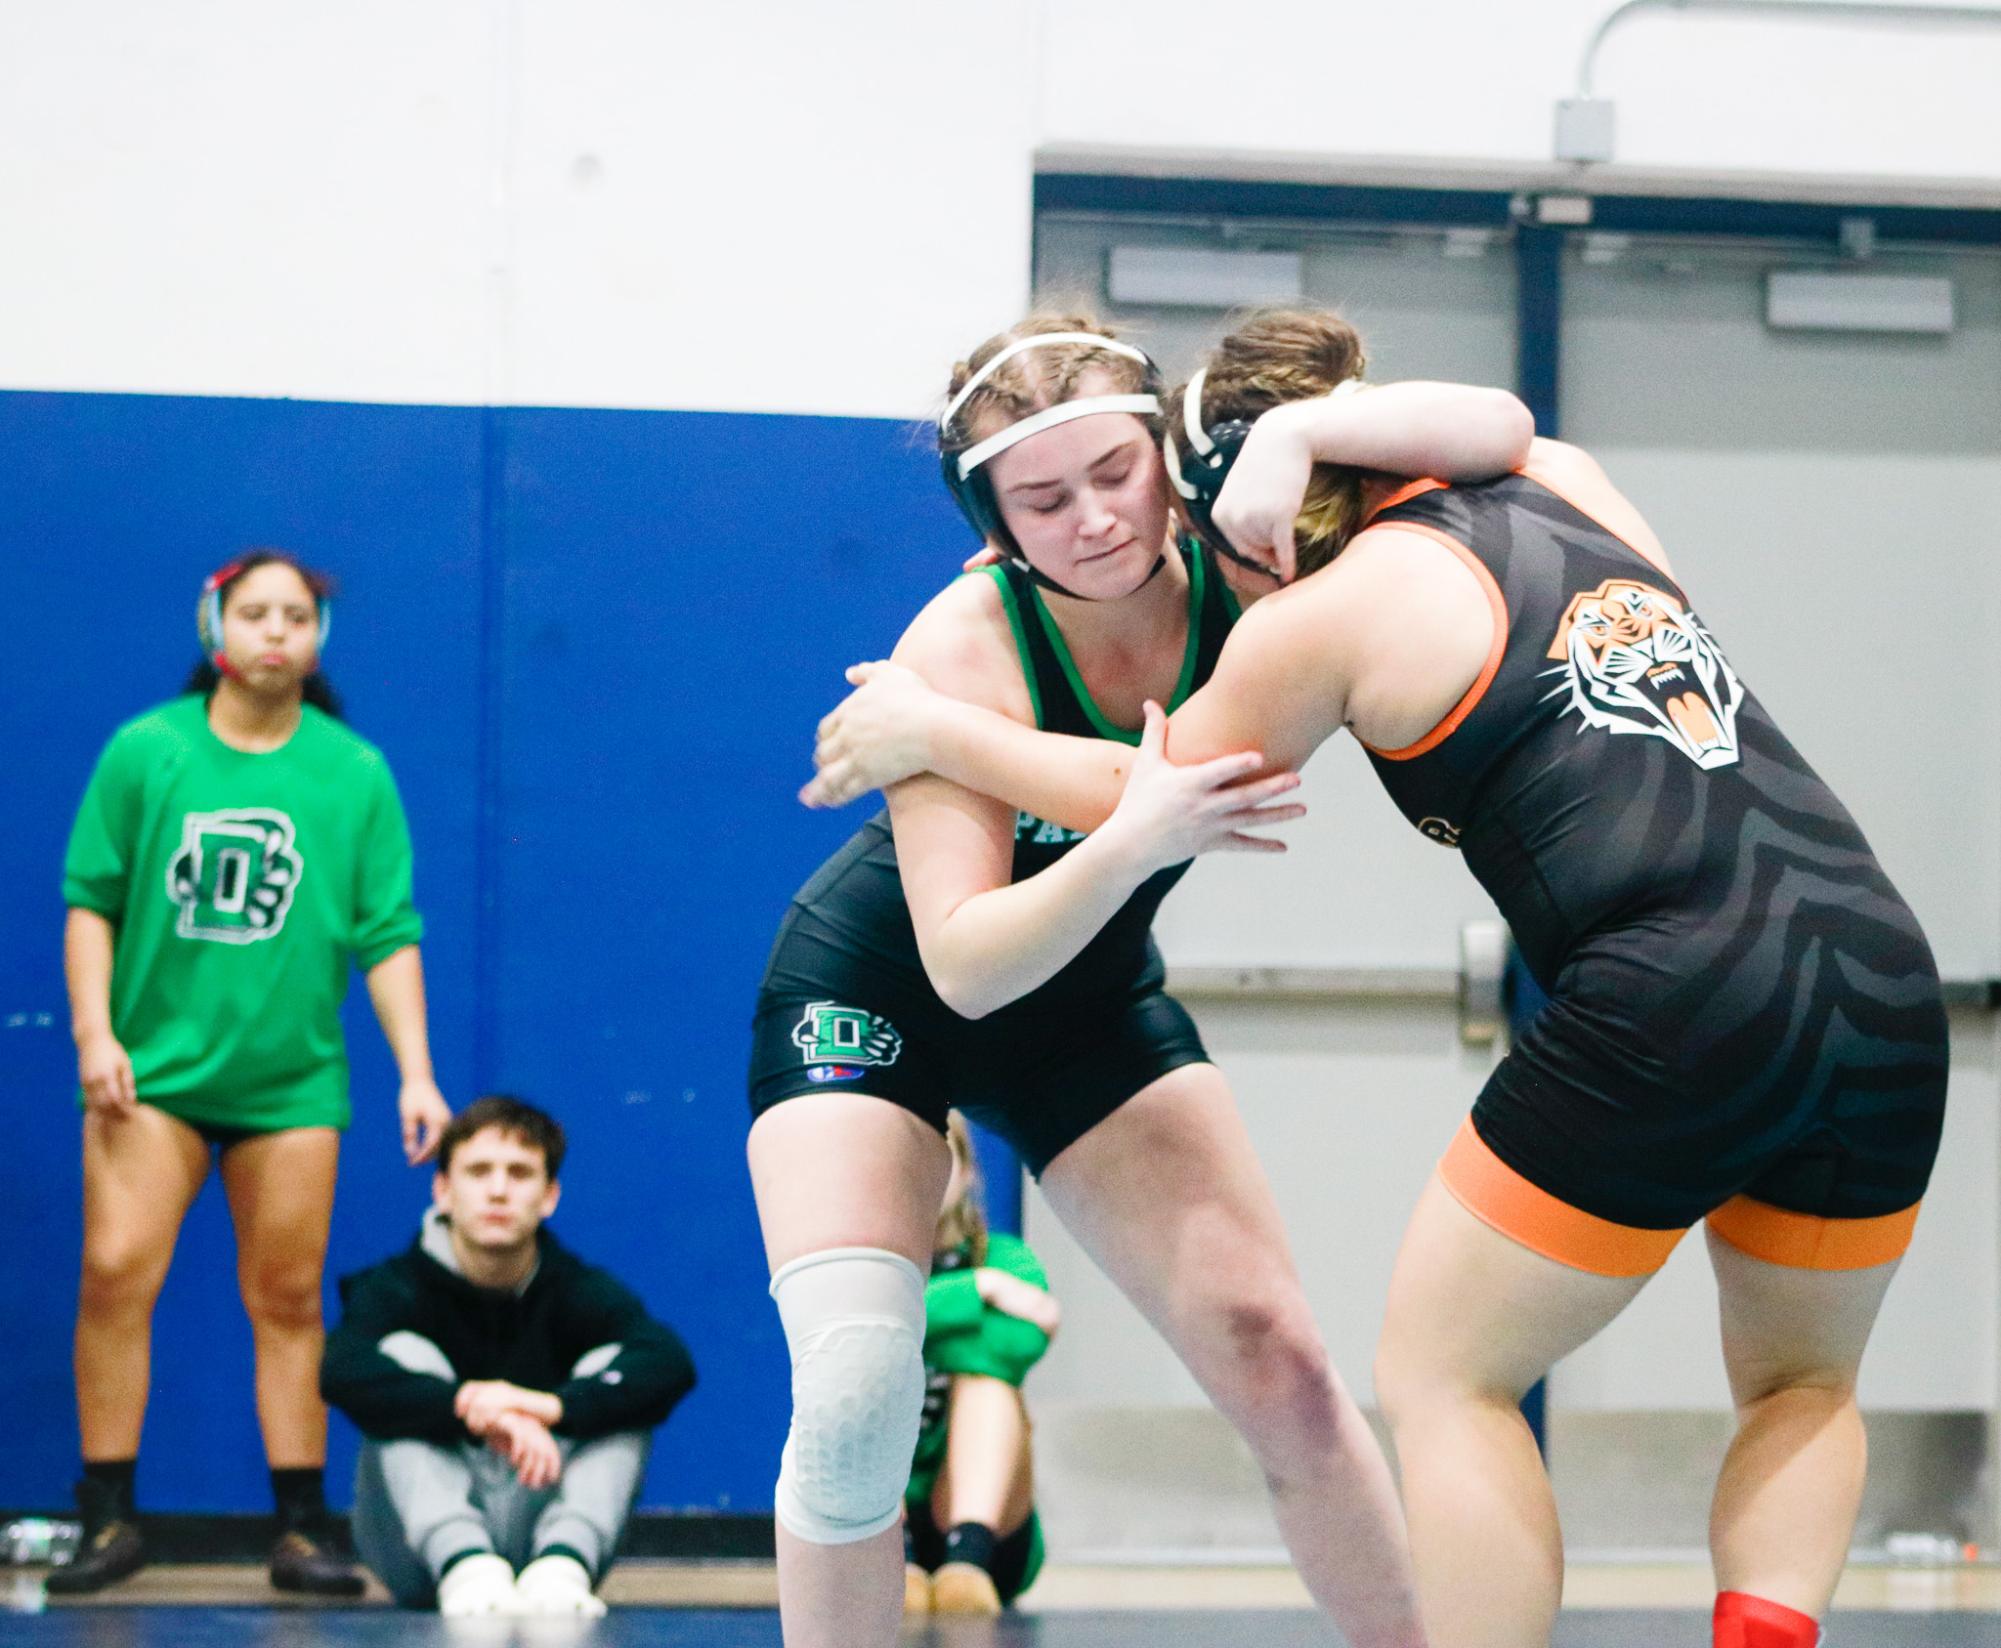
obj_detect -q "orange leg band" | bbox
[1707,1195,1919,1271]
[1438,1119,1685,1278]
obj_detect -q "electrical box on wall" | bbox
[1554,97,1616,164]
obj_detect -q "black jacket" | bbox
[321,1220,695,1444]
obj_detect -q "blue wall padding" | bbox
[0,389,977,1514]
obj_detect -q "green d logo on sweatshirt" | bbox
[167,809,304,943]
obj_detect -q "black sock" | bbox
[943,1521,997,1573]
[436,1547,493,1582]
[270,1467,327,1532]
[80,1459,137,1519]
[533,1543,593,1578]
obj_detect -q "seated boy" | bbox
[322,1096,695,1615]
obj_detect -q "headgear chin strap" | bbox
[198,557,332,679]
[1166,367,1366,583]
[939,331,1168,602]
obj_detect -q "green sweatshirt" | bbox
[63,696,423,1130]
[907,1231,1052,1509]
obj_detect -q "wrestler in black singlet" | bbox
[1364,472,1948,1235]
[748,543,1237,1174]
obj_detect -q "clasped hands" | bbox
[456,1379,565,1490]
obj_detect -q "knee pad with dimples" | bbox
[770,1246,925,1544]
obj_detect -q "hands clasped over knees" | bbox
[456,1380,565,1491]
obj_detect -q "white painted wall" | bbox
[0,2,497,405]
[5,0,1999,409]
[1044,0,2001,183]
[502,0,1039,416]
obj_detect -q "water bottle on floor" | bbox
[2,1520,82,1567]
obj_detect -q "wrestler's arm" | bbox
[894,689,1130,836]
[1281,381,1532,481]
[1213,382,1532,579]
[867,580,1348,840]
[887,587,1302,1021]
[1158,584,1350,773]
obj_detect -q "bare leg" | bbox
[748,1094,951,1648]
[76,1108,211,1460]
[1374,1175,1649,1648]
[1706,1228,1898,1619]
[221,1127,341,1468]
[929,1375,1034,1537]
[1039,1064,1424,1648]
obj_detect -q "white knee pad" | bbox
[770,1246,925,1545]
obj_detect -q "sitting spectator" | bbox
[904,1113,1059,1617]
[321,1095,694,1616]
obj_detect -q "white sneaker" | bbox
[437,1552,518,1617]
[514,1552,607,1618]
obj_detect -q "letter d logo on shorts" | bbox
[792,1002,903,1070]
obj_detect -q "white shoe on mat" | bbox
[437,1551,518,1617]
[515,1552,608,1618]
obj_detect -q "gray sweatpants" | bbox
[350,1332,650,1607]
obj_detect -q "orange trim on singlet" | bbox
[1363,476,1447,523]
[1707,1195,1920,1272]
[1358,523,1508,763]
[1438,1119,1686,1278]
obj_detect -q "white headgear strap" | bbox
[956,395,1160,480]
[1181,366,1214,458]
[1163,434,1197,501]
[942,332,1159,480]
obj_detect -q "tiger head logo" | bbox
[1543,579,1742,769]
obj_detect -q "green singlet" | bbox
[63,696,423,1132]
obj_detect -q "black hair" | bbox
[436,1094,568,1181]
[185,551,344,720]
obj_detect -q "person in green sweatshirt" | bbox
[55,551,452,1598]
[903,1112,1060,1617]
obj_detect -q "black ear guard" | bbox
[938,442,1010,558]
[938,331,1163,573]
[1164,364,1280,582]
[1165,416,1264,569]
[1168,367,1374,582]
